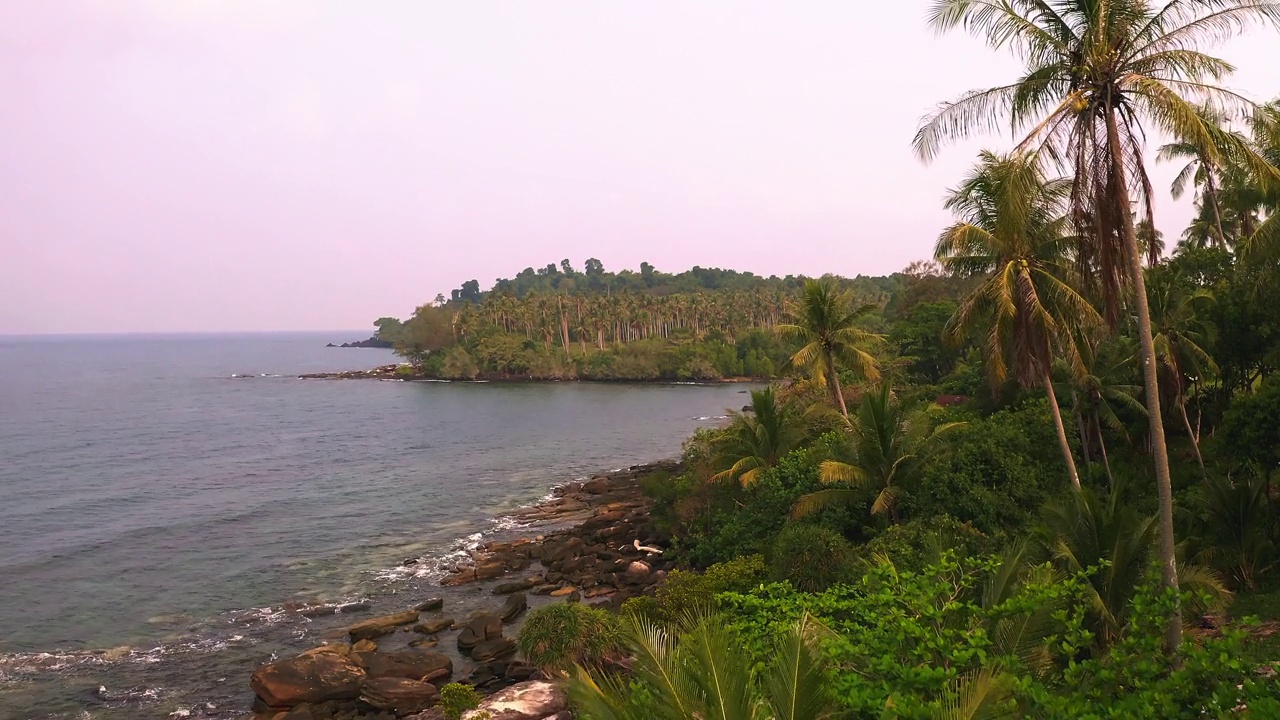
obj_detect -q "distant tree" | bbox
[780,279,882,416]
[397,305,453,366]
[561,258,575,275]
[373,317,406,345]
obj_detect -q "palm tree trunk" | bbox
[1043,373,1081,490]
[1095,414,1116,490]
[1205,170,1227,248]
[824,353,848,417]
[1105,106,1182,653]
[1074,392,1093,466]
[1178,395,1205,474]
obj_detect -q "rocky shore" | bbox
[248,461,680,720]
[298,364,757,385]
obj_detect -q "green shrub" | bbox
[619,595,662,624]
[649,555,768,626]
[440,346,479,380]
[769,523,854,592]
[394,363,416,377]
[907,402,1065,535]
[516,603,622,674]
[859,516,991,574]
[438,682,483,720]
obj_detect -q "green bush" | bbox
[907,402,1066,535]
[769,523,854,592]
[858,516,991,574]
[516,603,622,674]
[438,682,483,720]
[648,555,768,626]
[670,445,863,568]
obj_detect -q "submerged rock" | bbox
[414,617,455,635]
[347,610,420,640]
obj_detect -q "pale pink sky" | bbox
[3,2,1277,334]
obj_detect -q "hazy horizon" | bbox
[4,2,1278,334]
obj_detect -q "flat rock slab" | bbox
[414,617,455,635]
[347,610,420,641]
[363,649,453,682]
[361,676,440,714]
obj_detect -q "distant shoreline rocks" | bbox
[326,336,394,349]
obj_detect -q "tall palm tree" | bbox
[935,152,1100,490]
[792,382,964,523]
[1147,272,1218,473]
[710,387,810,485]
[915,0,1280,652]
[570,614,837,720]
[779,279,882,416]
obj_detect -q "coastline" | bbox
[297,363,763,385]
[244,460,679,719]
[0,459,681,720]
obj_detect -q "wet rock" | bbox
[492,578,537,595]
[549,586,577,597]
[530,584,558,596]
[299,643,350,658]
[409,637,439,649]
[347,610,420,641]
[457,613,503,652]
[250,652,365,707]
[464,681,568,720]
[539,537,584,564]
[414,617,455,635]
[500,593,528,623]
[416,598,445,612]
[360,677,439,713]
[351,639,378,654]
[471,637,517,662]
[505,661,538,682]
[363,649,453,682]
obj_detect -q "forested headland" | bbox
[351,3,1280,716]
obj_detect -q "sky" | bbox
[2,2,1278,334]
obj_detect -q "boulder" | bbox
[457,613,503,652]
[581,476,615,494]
[474,561,508,580]
[464,681,568,720]
[409,637,438,649]
[416,597,444,612]
[492,578,537,595]
[624,561,651,583]
[346,610,420,641]
[539,537,584,564]
[249,652,365,707]
[471,637,517,662]
[500,593,528,623]
[363,649,453,682]
[530,584,558,596]
[351,639,378,654]
[360,677,439,714]
[414,617,455,635]
[549,586,577,598]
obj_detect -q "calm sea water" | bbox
[0,333,748,719]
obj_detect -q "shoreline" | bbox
[245,460,679,718]
[297,363,763,385]
[0,461,680,720]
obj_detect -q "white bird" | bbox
[633,539,663,555]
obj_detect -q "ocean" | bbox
[0,333,748,719]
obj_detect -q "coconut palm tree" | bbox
[1147,272,1218,473]
[779,280,882,416]
[935,151,1100,490]
[792,382,964,523]
[710,386,810,485]
[569,614,837,720]
[1158,106,1238,248]
[916,0,1280,651]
